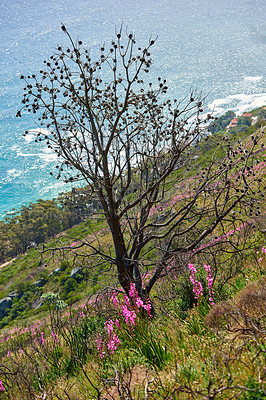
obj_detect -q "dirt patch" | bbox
[103,365,151,399]
[0,258,16,270]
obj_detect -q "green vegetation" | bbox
[2,20,266,396]
[209,106,266,135]
[0,252,265,398]
[0,192,94,263]
[0,112,265,325]
[209,110,236,133]
[0,108,265,398]
[18,27,265,308]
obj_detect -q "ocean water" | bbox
[0,0,265,219]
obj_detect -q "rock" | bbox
[156,213,168,223]
[70,267,82,278]
[32,297,44,310]
[32,279,45,288]
[49,267,62,277]
[0,297,13,318]
[8,291,19,299]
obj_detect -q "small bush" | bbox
[205,280,266,335]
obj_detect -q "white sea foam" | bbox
[17,152,43,157]
[17,151,57,162]
[28,128,51,135]
[39,153,57,162]
[208,93,266,116]
[38,181,67,196]
[244,76,263,82]
[24,133,35,143]
[6,169,22,178]
[39,147,58,162]
[2,169,23,184]
[11,144,21,152]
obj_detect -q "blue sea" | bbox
[0,0,265,219]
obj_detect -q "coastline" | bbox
[1,94,266,220]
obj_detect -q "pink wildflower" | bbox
[40,332,46,345]
[104,320,114,335]
[188,263,203,300]
[121,304,136,325]
[52,331,59,342]
[143,299,152,318]
[106,332,120,353]
[111,293,119,307]
[128,282,152,316]
[97,319,122,358]
[115,319,121,329]
[167,260,175,271]
[204,264,215,305]
[129,283,137,298]
[124,295,131,307]
[136,297,144,308]
[95,337,105,358]
[0,381,5,391]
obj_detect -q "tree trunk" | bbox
[109,217,133,294]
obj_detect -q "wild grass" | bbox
[0,248,265,399]
[0,123,265,398]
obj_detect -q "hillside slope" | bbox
[0,108,265,399]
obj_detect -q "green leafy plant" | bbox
[120,318,172,370]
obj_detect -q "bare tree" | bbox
[18,26,264,305]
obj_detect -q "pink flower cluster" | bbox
[96,319,121,358]
[104,320,121,353]
[121,303,137,325]
[111,283,151,323]
[188,263,203,300]
[128,283,152,316]
[257,245,266,263]
[142,271,153,285]
[193,223,247,253]
[52,331,59,342]
[0,320,45,358]
[188,263,215,305]
[149,190,193,217]
[203,264,215,306]
[96,283,152,358]
[39,332,46,345]
[0,381,5,391]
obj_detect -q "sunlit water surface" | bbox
[0,0,265,218]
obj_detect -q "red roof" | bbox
[228,118,238,127]
[242,112,252,117]
[226,118,238,131]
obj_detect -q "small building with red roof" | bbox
[226,118,238,132]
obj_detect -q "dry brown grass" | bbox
[205,278,266,336]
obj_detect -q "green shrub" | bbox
[120,318,172,370]
[242,378,265,400]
